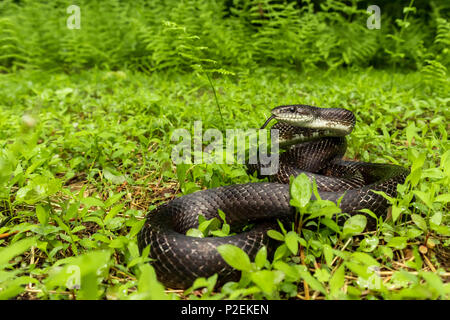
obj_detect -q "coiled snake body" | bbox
[137,105,409,289]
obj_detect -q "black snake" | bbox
[137,105,409,289]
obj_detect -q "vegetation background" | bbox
[0,0,448,300]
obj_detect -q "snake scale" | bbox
[137,105,409,289]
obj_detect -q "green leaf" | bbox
[413,190,433,208]
[351,252,380,267]
[390,270,418,288]
[343,215,367,238]
[0,237,37,266]
[409,150,426,172]
[290,173,312,208]
[391,204,403,222]
[217,209,227,223]
[329,264,345,297]
[421,168,445,179]
[81,197,105,208]
[411,214,427,231]
[430,211,442,226]
[198,217,221,236]
[273,243,289,261]
[104,203,124,223]
[420,271,446,298]
[135,264,167,299]
[250,270,284,295]
[296,265,327,295]
[412,246,423,271]
[273,260,300,281]
[323,244,334,267]
[379,245,394,260]
[285,231,299,255]
[184,274,218,295]
[217,244,252,272]
[387,237,408,249]
[320,218,341,234]
[104,192,125,207]
[267,229,284,241]
[359,236,379,252]
[435,193,450,203]
[358,208,379,222]
[185,228,204,238]
[36,205,48,226]
[0,276,38,299]
[314,268,331,283]
[254,246,267,270]
[103,168,126,185]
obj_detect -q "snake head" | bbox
[270,105,355,136]
[271,105,316,125]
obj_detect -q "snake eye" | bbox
[289,107,296,113]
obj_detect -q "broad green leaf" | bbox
[185,228,204,238]
[104,203,124,223]
[351,252,380,267]
[412,246,423,271]
[379,245,394,259]
[0,237,37,266]
[441,150,450,175]
[198,217,221,236]
[36,205,48,226]
[358,208,378,222]
[435,193,450,203]
[409,149,426,172]
[135,264,168,299]
[390,270,418,289]
[285,231,299,255]
[267,229,284,241]
[320,218,341,234]
[359,236,379,252]
[217,209,227,223]
[273,243,289,261]
[345,261,372,279]
[421,168,444,179]
[81,197,105,208]
[420,271,446,298]
[413,190,433,208]
[329,264,345,296]
[254,246,267,270]
[314,268,331,282]
[430,211,442,226]
[45,250,111,299]
[323,244,334,266]
[217,244,252,272]
[391,204,403,222]
[343,215,367,238]
[104,192,126,207]
[273,260,300,281]
[387,237,408,249]
[411,214,427,231]
[290,173,312,208]
[103,169,126,185]
[250,270,284,295]
[405,122,418,145]
[184,274,218,295]
[296,265,327,295]
[0,276,38,299]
